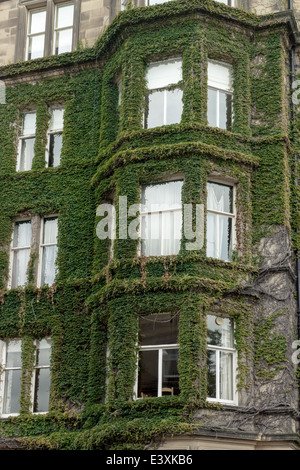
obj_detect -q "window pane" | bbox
[142,181,182,212]
[139,313,179,346]
[206,212,216,258]
[49,133,62,167]
[27,34,45,60]
[6,340,22,368]
[11,248,31,287]
[23,113,36,135]
[29,10,46,34]
[207,88,217,127]
[50,108,64,131]
[36,339,51,367]
[146,60,182,90]
[166,88,183,125]
[141,212,161,256]
[19,137,35,171]
[56,4,74,29]
[147,90,164,128]
[220,351,233,400]
[138,350,158,398]
[207,349,216,398]
[33,368,51,412]
[219,91,232,130]
[207,182,233,213]
[208,61,232,91]
[3,369,22,414]
[13,221,31,248]
[219,215,232,261]
[162,348,179,395]
[148,0,169,4]
[207,315,234,348]
[43,218,58,245]
[41,245,58,285]
[54,28,73,55]
[161,210,181,256]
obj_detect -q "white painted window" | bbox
[216,0,234,5]
[26,9,47,60]
[38,217,58,287]
[10,220,32,288]
[135,313,179,398]
[206,314,237,404]
[145,58,183,128]
[32,339,52,413]
[0,338,52,417]
[46,107,64,167]
[207,61,233,131]
[140,180,183,256]
[17,111,36,172]
[0,339,22,416]
[120,0,127,10]
[206,181,235,261]
[53,3,74,55]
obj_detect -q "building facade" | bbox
[0,0,299,450]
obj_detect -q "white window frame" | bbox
[0,339,22,418]
[144,57,183,129]
[207,60,233,131]
[46,106,65,167]
[134,343,179,399]
[206,179,236,261]
[53,2,75,55]
[8,218,32,289]
[25,8,47,61]
[30,338,52,414]
[37,215,58,288]
[16,111,37,172]
[206,315,238,406]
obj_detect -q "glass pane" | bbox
[147,59,182,90]
[166,88,183,125]
[147,90,164,128]
[19,137,35,171]
[142,181,183,212]
[11,248,31,287]
[13,221,31,248]
[49,133,62,167]
[23,113,36,135]
[6,340,22,367]
[41,245,58,285]
[219,92,232,130]
[207,349,216,398]
[56,4,74,29]
[36,339,51,367]
[3,369,21,414]
[206,212,216,258]
[139,313,178,346]
[50,108,64,131]
[220,351,233,400]
[141,213,161,256]
[54,28,73,55]
[148,0,169,4]
[207,315,234,348]
[219,215,232,261]
[162,348,179,395]
[43,217,58,244]
[29,10,46,35]
[138,350,158,398]
[33,368,51,412]
[207,88,217,127]
[207,182,233,213]
[27,34,45,60]
[207,61,232,91]
[161,210,181,256]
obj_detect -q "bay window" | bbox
[140,180,183,256]
[17,111,36,172]
[207,314,237,404]
[207,60,233,131]
[136,313,179,398]
[206,181,235,261]
[144,58,183,128]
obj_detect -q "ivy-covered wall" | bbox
[0,0,298,450]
